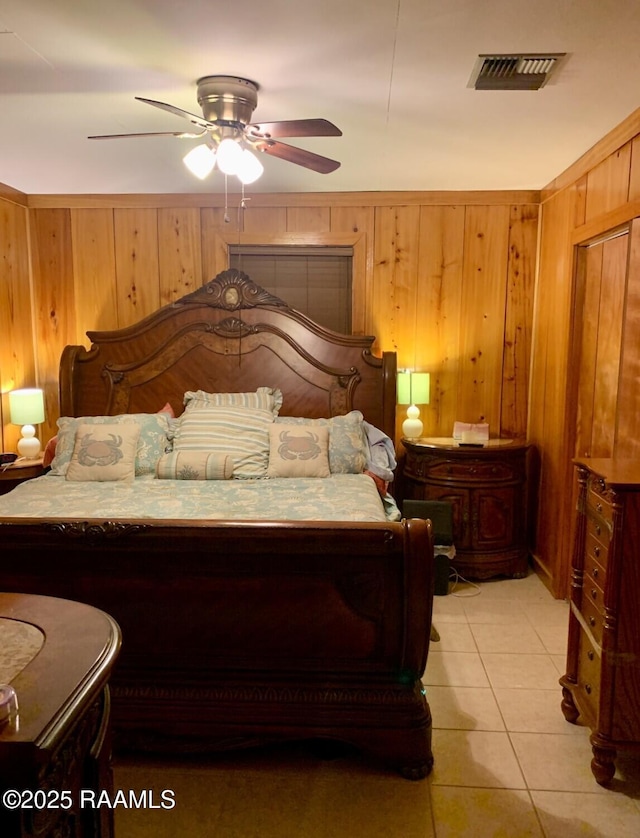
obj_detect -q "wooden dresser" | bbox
[0,593,121,837]
[400,438,529,579]
[560,458,640,785]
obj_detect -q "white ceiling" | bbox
[1,0,639,196]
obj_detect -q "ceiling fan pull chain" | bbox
[223,175,231,224]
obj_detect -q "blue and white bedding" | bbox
[0,472,401,523]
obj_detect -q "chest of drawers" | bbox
[560,458,640,785]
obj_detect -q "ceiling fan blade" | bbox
[254,139,340,174]
[135,96,214,130]
[247,118,342,139]
[88,129,206,140]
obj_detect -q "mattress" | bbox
[0,472,400,523]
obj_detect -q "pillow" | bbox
[66,423,140,482]
[183,387,283,416]
[172,405,274,478]
[266,424,330,478]
[156,451,234,480]
[275,410,367,474]
[51,412,172,477]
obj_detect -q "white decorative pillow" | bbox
[267,424,330,478]
[172,405,274,478]
[51,412,171,477]
[66,423,140,482]
[156,451,234,480]
[183,387,283,416]
[275,410,367,474]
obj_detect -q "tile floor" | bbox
[114,570,640,837]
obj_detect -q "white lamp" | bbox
[9,388,45,459]
[397,372,430,439]
[183,144,217,179]
[216,137,244,175]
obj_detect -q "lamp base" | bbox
[17,425,41,459]
[402,405,423,439]
[402,417,424,439]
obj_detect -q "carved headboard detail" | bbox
[59,269,396,438]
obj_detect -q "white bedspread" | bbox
[0,472,401,523]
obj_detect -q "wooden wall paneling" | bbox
[590,233,628,456]
[200,207,238,279]
[286,206,330,232]
[616,218,640,456]
[0,199,33,453]
[114,208,160,327]
[241,206,287,234]
[500,204,538,439]
[372,206,420,446]
[70,209,118,342]
[157,208,202,304]
[527,188,575,596]
[414,205,465,438]
[371,206,421,367]
[456,205,510,434]
[29,209,75,442]
[629,136,640,202]
[584,142,632,222]
[574,243,603,458]
[330,206,374,336]
[573,176,588,228]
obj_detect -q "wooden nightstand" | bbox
[0,457,45,496]
[401,437,530,580]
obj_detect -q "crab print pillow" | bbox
[66,423,141,482]
[266,424,330,478]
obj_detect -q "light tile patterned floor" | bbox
[114,570,640,837]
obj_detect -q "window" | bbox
[229,246,353,333]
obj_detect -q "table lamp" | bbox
[397,371,430,439]
[9,388,45,459]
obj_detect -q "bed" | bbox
[0,268,435,779]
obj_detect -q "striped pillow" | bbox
[183,387,283,415]
[172,406,274,478]
[156,451,233,480]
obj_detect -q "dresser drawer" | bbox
[584,551,606,588]
[580,581,605,647]
[586,513,611,548]
[576,628,601,725]
[585,530,609,572]
[586,480,613,524]
[425,459,518,482]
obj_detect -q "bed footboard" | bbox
[0,516,434,778]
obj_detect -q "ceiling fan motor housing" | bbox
[196,76,259,125]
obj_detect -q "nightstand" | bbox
[401,437,530,579]
[0,457,45,496]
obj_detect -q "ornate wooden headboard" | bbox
[59,269,397,439]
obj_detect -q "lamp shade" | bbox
[183,144,216,179]
[9,388,45,425]
[397,371,430,405]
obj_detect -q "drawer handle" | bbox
[587,650,594,661]
[589,616,596,627]
[595,524,601,536]
[596,502,603,514]
[594,546,600,558]
[591,589,597,600]
[585,683,592,695]
[593,567,599,579]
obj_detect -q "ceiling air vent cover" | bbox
[469,53,566,90]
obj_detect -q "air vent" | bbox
[469,53,566,90]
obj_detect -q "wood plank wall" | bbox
[1,190,538,460]
[530,106,640,598]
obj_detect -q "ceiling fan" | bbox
[88,75,342,181]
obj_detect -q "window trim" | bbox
[212,231,368,335]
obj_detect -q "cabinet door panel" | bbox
[474,488,516,549]
[424,487,470,549]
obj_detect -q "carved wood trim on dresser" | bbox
[560,458,640,785]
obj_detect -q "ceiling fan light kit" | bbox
[89,74,341,185]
